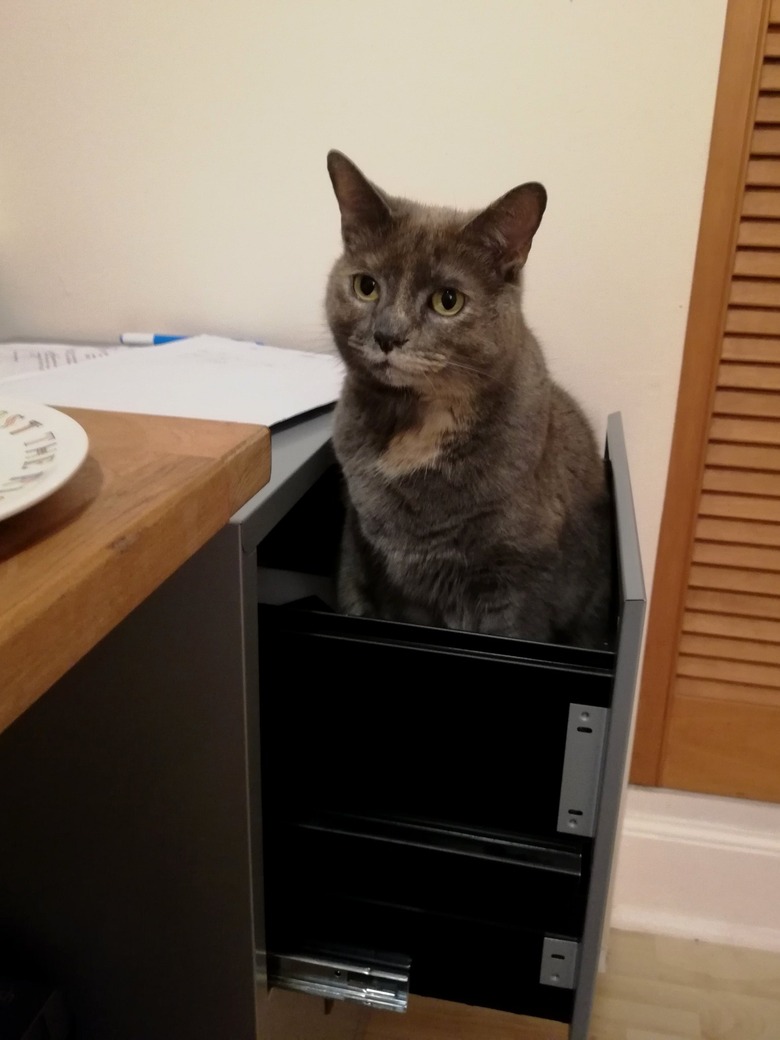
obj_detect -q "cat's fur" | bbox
[325,150,611,648]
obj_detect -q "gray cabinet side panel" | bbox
[0,526,257,1040]
[570,413,646,1040]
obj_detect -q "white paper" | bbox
[0,336,345,427]
[0,341,127,380]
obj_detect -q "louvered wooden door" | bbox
[631,0,780,800]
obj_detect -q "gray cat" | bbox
[325,150,611,648]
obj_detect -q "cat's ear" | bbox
[465,182,547,278]
[327,150,392,247]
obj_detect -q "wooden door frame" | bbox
[630,0,771,785]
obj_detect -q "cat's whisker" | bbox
[420,370,438,396]
[441,358,493,379]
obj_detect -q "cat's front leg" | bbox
[336,507,375,617]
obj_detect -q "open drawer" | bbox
[263,811,587,1020]
[268,895,579,1023]
[252,412,645,1037]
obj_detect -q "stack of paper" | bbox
[0,341,128,380]
[0,336,345,428]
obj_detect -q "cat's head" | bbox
[325,150,546,396]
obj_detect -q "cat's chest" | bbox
[334,403,495,548]
[373,400,467,479]
[335,392,474,481]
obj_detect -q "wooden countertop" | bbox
[0,407,271,735]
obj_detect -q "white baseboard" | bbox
[609,786,780,953]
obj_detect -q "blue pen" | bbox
[120,333,189,346]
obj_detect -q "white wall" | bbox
[0,0,727,592]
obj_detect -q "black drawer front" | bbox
[258,605,613,841]
[265,813,587,937]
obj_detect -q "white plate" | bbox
[0,399,89,522]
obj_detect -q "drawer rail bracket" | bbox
[557,703,609,837]
[540,936,579,989]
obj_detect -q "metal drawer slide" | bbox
[266,950,411,1012]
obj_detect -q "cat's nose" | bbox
[373,331,408,354]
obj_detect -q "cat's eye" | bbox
[431,288,465,316]
[353,274,379,301]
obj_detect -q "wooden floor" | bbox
[363,929,780,1039]
[259,930,780,1040]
